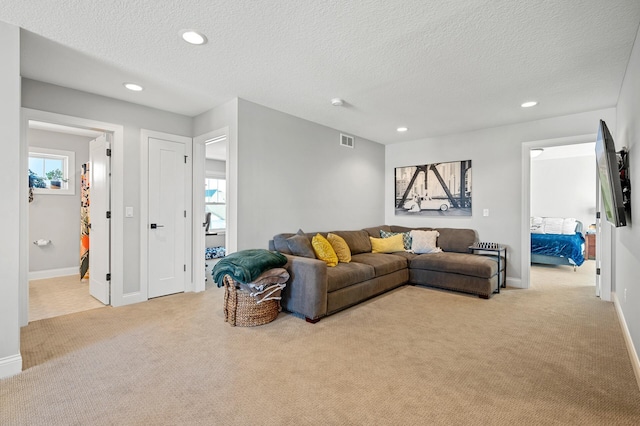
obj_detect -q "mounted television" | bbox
[595,120,626,227]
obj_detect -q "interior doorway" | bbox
[521,134,611,300]
[26,120,110,320]
[20,108,125,327]
[529,142,597,293]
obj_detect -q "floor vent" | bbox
[340,133,354,148]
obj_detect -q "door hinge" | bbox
[184,264,187,272]
[184,155,188,163]
[184,210,187,218]
[596,268,601,275]
[106,273,111,281]
[106,211,111,219]
[596,212,601,219]
[106,148,112,157]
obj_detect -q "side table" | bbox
[469,243,507,294]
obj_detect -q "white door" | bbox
[89,135,111,304]
[148,138,186,298]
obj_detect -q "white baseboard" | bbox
[506,277,523,288]
[29,267,78,281]
[0,354,23,379]
[612,292,640,391]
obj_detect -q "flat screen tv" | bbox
[595,120,626,227]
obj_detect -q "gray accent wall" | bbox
[614,23,640,365]
[22,79,192,294]
[386,107,616,285]
[236,99,385,249]
[28,128,91,272]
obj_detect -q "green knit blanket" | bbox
[212,249,287,288]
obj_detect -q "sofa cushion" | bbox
[380,230,412,250]
[436,228,478,253]
[390,225,432,233]
[351,253,408,276]
[410,252,497,279]
[287,230,315,258]
[326,262,375,292]
[410,230,442,254]
[332,230,372,255]
[273,233,295,254]
[362,225,391,237]
[312,233,338,267]
[370,234,405,253]
[327,232,351,263]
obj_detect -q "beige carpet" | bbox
[29,274,105,321]
[2,262,639,425]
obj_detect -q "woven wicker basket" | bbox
[223,275,280,326]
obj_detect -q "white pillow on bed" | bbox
[530,217,545,234]
[543,217,564,235]
[562,218,578,235]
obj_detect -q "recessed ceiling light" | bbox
[397,127,408,132]
[521,101,538,108]
[331,98,344,106]
[181,30,208,45]
[123,83,143,92]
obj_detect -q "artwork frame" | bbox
[395,160,472,216]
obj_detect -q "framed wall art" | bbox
[395,160,472,216]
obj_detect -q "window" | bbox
[28,147,75,195]
[205,177,226,231]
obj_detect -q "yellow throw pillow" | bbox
[312,233,338,267]
[327,232,351,263]
[370,234,405,253]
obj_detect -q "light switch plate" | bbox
[125,206,134,218]
[483,209,489,217]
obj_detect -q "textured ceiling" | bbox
[3,1,640,144]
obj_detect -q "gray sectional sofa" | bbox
[268,225,505,322]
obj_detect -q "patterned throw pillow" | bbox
[409,230,442,254]
[312,233,338,267]
[380,230,412,250]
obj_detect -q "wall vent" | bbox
[340,133,354,148]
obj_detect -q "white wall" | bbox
[0,21,22,378]
[386,108,616,285]
[531,153,596,229]
[236,99,385,249]
[28,129,91,273]
[22,79,192,294]
[614,24,640,366]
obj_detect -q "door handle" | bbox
[150,223,165,229]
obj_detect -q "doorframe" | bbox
[193,127,228,292]
[19,108,125,325]
[520,133,610,297]
[140,130,193,298]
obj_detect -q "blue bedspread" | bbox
[531,232,585,266]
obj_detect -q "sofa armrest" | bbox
[281,254,328,321]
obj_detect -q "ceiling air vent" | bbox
[340,133,354,148]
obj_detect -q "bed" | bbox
[530,217,585,271]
